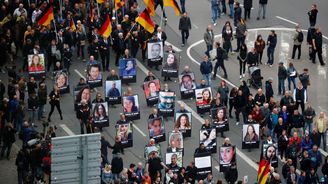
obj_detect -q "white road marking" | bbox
[177,100,259,171]
[165,41,182,52]
[192,23,199,29]
[60,124,75,136]
[214,166,220,172]
[317,65,327,79]
[276,16,328,40]
[275,16,298,25]
[74,69,99,92]
[132,124,147,137]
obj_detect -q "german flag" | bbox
[164,0,181,16]
[98,14,112,38]
[257,159,271,184]
[144,0,155,16]
[37,6,54,26]
[97,0,105,4]
[115,0,124,10]
[70,19,76,32]
[136,9,155,34]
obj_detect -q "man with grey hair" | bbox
[292,24,303,60]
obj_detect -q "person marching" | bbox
[47,86,63,122]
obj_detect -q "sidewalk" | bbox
[0,143,19,183]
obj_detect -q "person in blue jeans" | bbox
[266,30,277,66]
[211,0,220,25]
[200,55,213,86]
[257,0,268,20]
[287,62,297,90]
[228,0,235,18]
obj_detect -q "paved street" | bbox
[1,0,328,183]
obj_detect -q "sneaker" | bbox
[240,75,242,79]
[257,17,260,20]
[269,65,273,67]
[165,18,168,22]
[213,22,217,26]
[242,74,245,77]
[181,44,185,47]
[236,122,239,125]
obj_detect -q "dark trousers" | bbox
[115,51,123,66]
[279,147,287,159]
[206,44,213,58]
[292,45,301,59]
[100,52,110,71]
[295,101,305,113]
[155,1,166,18]
[239,60,246,75]
[236,37,245,52]
[47,56,56,71]
[267,47,275,65]
[257,51,263,64]
[312,48,325,65]
[229,99,234,117]
[80,119,88,134]
[221,0,226,13]
[213,61,227,76]
[181,30,189,44]
[244,8,251,20]
[180,0,186,13]
[235,107,247,123]
[131,47,139,58]
[48,102,62,119]
[0,142,12,158]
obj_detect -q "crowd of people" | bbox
[0,0,327,184]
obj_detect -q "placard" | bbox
[28,54,46,78]
[147,42,163,65]
[179,72,196,99]
[167,131,184,153]
[74,85,91,110]
[194,152,212,178]
[148,117,165,143]
[199,128,217,153]
[242,124,260,149]
[165,152,183,173]
[158,91,175,117]
[161,52,179,78]
[86,63,102,88]
[262,143,278,168]
[105,80,122,104]
[144,79,160,106]
[122,95,140,121]
[175,112,192,137]
[211,107,229,133]
[53,70,70,94]
[195,87,212,113]
[144,144,162,160]
[219,146,236,172]
[92,102,109,127]
[116,122,133,148]
[119,58,137,83]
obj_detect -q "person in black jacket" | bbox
[37,83,47,120]
[246,47,258,71]
[179,12,192,47]
[111,153,124,181]
[28,92,38,126]
[62,43,72,73]
[48,86,63,122]
[238,43,247,78]
[265,78,274,103]
[234,89,247,125]
[114,33,125,66]
[77,100,90,134]
[243,0,253,20]
[312,28,325,66]
[308,4,318,27]
[277,62,287,95]
[99,36,110,71]
[212,42,228,79]
[1,123,16,159]
[293,82,307,113]
[16,148,29,184]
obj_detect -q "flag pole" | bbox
[96,2,100,17]
[160,7,164,27]
[53,20,58,43]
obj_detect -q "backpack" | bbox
[297,31,304,42]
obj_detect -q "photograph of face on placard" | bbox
[175,112,192,136]
[28,54,45,74]
[211,107,229,132]
[262,144,278,167]
[158,91,175,110]
[120,59,137,77]
[144,79,160,99]
[54,70,69,93]
[105,80,122,98]
[122,95,139,114]
[116,122,133,148]
[167,131,183,152]
[148,42,163,59]
[75,86,91,105]
[199,128,217,153]
[219,146,236,166]
[87,64,102,81]
[165,152,183,168]
[145,145,162,160]
[179,73,196,92]
[242,124,260,143]
[92,102,109,126]
[148,117,165,142]
[163,52,179,70]
[195,87,212,106]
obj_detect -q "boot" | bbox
[60,114,63,120]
